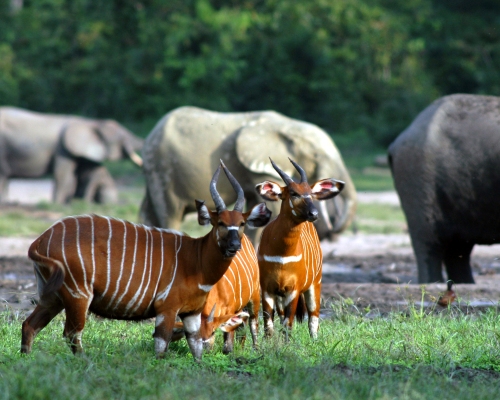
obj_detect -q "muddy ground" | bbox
[1,180,500,317]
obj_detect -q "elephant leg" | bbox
[140,187,161,227]
[443,240,475,284]
[410,233,445,283]
[76,164,117,204]
[0,175,8,203]
[53,156,77,204]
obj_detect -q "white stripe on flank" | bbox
[156,234,183,301]
[126,226,150,314]
[132,228,155,314]
[73,218,89,295]
[114,224,139,310]
[60,220,85,298]
[263,254,303,264]
[90,216,96,290]
[223,274,236,303]
[102,217,113,297]
[108,219,127,308]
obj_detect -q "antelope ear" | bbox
[195,200,211,226]
[245,203,272,229]
[219,311,250,333]
[311,178,345,200]
[255,181,282,202]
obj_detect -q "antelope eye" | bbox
[218,222,227,228]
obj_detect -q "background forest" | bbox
[1,0,500,146]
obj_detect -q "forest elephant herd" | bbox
[3,93,500,359]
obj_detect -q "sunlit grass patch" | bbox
[354,202,407,234]
[2,308,500,399]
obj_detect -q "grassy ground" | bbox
[1,302,499,400]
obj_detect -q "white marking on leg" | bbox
[155,314,165,327]
[183,314,201,334]
[155,337,167,354]
[263,254,302,264]
[304,286,316,312]
[284,290,297,306]
[263,291,274,311]
[309,316,319,339]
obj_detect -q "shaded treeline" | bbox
[1,0,499,144]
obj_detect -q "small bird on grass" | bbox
[437,280,457,307]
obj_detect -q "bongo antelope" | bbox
[256,158,344,339]
[21,162,271,361]
[172,233,261,354]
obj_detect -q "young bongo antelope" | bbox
[171,233,262,354]
[256,158,344,339]
[21,162,271,361]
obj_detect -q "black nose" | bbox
[307,208,318,222]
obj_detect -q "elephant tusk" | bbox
[319,200,333,231]
[130,151,143,167]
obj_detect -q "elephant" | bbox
[388,93,500,284]
[0,106,143,204]
[140,106,357,242]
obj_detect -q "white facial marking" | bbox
[292,210,297,216]
[263,254,302,264]
[289,199,294,209]
[303,194,312,199]
[227,226,239,231]
[198,284,213,292]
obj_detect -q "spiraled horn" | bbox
[270,157,293,185]
[220,160,245,212]
[289,158,307,183]
[210,165,226,213]
[207,303,216,323]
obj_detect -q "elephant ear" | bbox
[62,122,107,163]
[236,126,295,180]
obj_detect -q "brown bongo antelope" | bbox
[171,233,261,354]
[21,162,271,361]
[256,158,344,339]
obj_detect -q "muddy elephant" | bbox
[0,106,143,204]
[388,94,500,283]
[140,106,357,241]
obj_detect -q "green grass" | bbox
[1,304,500,400]
[354,202,407,234]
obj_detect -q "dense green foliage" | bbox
[1,0,500,144]
[1,306,500,399]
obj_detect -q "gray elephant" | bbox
[0,106,143,204]
[140,106,357,241]
[388,94,500,284]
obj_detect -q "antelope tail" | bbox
[28,239,66,297]
[295,294,306,324]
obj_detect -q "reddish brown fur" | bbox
[256,159,344,340]
[172,235,260,353]
[21,210,263,360]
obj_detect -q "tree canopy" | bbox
[1,0,499,144]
